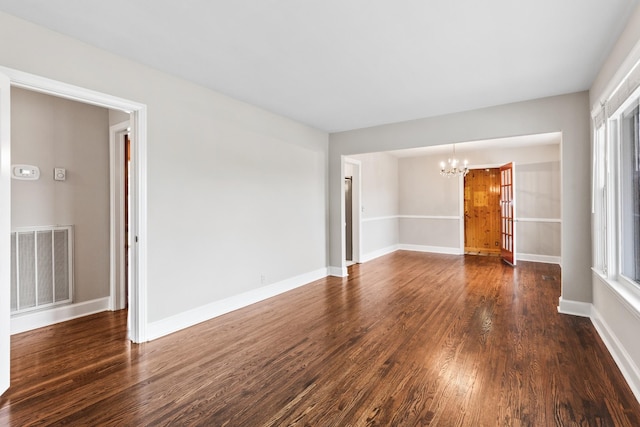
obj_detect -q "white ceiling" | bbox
[0,1,637,132]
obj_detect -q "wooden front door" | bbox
[464,168,501,254]
[500,162,516,265]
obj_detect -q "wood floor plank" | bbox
[1,251,639,426]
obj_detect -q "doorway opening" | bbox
[462,162,516,265]
[343,157,362,271]
[345,176,354,266]
[110,121,132,315]
[0,66,148,346]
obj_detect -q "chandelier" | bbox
[439,144,469,177]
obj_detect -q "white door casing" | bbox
[344,158,362,265]
[0,71,11,395]
[110,121,130,312]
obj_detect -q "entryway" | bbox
[463,162,516,265]
[464,168,501,256]
[0,66,148,397]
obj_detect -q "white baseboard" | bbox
[361,245,399,263]
[359,246,558,263]
[517,253,562,265]
[147,267,328,341]
[591,306,640,404]
[557,297,591,317]
[328,266,348,277]
[398,244,463,255]
[360,244,463,263]
[558,297,640,404]
[11,297,110,335]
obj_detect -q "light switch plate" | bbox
[54,168,66,181]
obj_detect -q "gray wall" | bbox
[0,11,329,323]
[397,154,461,251]
[399,156,459,217]
[11,88,110,302]
[516,158,561,257]
[330,92,590,303]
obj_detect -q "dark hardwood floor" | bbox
[1,251,639,426]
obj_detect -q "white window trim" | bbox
[592,123,608,275]
[612,96,640,285]
[592,58,640,316]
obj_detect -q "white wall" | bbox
[347,152,399,259]
[588,3,640,402]
[0,12,328,328]
[11,88,110,303]
[329,92,590,304]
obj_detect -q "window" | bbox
[592,61,640,290]
[620,104,640,283]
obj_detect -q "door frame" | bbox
[344,158,362,266]
[458,163,503,254]
[344,176,353,262]
[110,121,130,311]
[0,71,11,395]
[0,66,149,343]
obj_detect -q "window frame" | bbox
[592,123,608,275]
[599,85,640,299]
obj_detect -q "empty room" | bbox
[1,1,640,425]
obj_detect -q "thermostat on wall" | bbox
[12,165,40,180]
